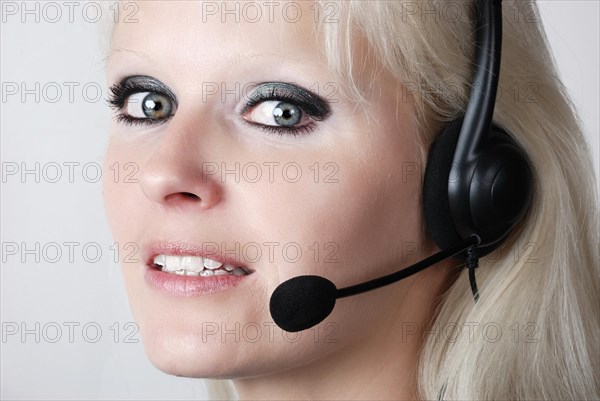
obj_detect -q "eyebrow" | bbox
[103,48,152,67]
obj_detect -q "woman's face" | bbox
[104,1,435,379]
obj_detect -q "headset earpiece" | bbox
[467,125,533,245]
[422,0,534,259]
[423,119,464,252]
[423,118,533,258]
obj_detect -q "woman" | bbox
[101,0,599,399]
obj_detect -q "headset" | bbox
[269,0,535,332]
[422,0,533,260]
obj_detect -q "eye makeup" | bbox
[107,76,332,136]
[242,82,331,121]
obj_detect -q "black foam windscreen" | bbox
[269,275,337,333]
[423,119,463,253]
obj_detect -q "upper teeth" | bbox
[153,255,246,276]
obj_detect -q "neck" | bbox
[234,325,422,400]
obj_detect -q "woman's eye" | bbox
[125,92,175,120]
[239,82,332,136]
[242,100,311,128]
[108,75,178,126]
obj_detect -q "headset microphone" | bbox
[269,0,534,333]
[270,235,480,332]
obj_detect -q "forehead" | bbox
[109,1,323,67]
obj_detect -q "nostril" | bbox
[181,192,199,199]
[164,192,201,202]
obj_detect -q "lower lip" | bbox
[144,265,251,297]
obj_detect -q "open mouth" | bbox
[151,254,252,277]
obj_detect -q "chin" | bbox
[138,320,346,380]
[141,330,242,378]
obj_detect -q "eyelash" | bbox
[107,80,176,126]
[107,79,330,136]
[240,86,329,137]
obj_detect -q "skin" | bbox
[103,1,457,400]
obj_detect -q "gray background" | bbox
[1,1,598,399]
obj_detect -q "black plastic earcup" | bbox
[423,119,464,253]
[423,119,534,258]
[469,131,534,238]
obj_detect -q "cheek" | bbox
[103,138,124,227]
[240,133,424,287]
[319,158,421,284]
[102,135,145,242]
[102,135,149,316]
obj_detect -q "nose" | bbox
[139,132,222,210]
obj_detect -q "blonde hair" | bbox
[100,1,599,399]
[321,1,599,399]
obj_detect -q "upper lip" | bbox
[143,240,253,272]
